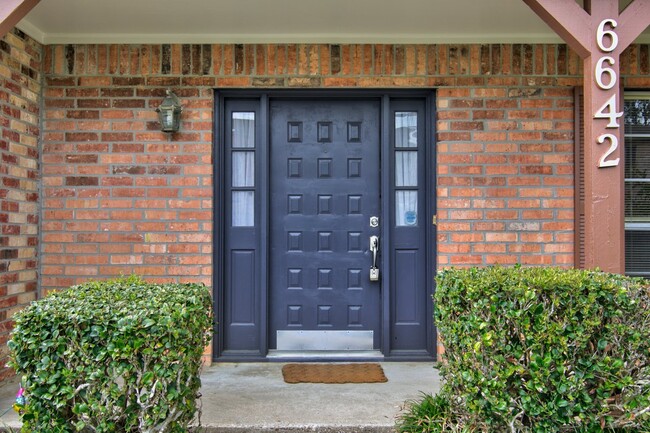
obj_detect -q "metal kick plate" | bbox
[277,330,374,351]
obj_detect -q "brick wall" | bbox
[39,43,650,294]
[437,86,576,266]
[41,75,213,292]
[0,29,41,378]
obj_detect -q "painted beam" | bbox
[523,0,650,274]
[618,0,650,49]
[521,0,591,57]
[0,0,40,39]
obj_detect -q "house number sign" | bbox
[593,18,623,168]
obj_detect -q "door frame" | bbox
[213,89,437,361]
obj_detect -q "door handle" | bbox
[369,236,379,281]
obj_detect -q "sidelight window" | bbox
[395,112,418,226]
[231,112,256,227]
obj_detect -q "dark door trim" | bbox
[427,93,438,357]
[213,89,437,361]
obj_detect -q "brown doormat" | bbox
[282,363,388,384]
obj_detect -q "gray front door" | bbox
[217,91,436,361]
[269,99,381,351]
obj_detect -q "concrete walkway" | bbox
[0,362,441,432]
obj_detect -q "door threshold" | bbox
[267,350,384,360]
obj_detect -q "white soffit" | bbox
[16,0,650,45]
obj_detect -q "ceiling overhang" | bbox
[15,0,650,45]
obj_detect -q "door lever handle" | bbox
[369,236,379,281]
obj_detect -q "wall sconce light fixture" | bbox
[156,90,183,133]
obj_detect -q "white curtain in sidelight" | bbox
[396,191,417,226]
[232,112,255,148]
[395,112,418,226]
[232,152,254,187]
[395,112,417,148]
[231,112,255,227]
[232,191,254,227]
[396,151,417,187]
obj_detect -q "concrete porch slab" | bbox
[0,362,441,432]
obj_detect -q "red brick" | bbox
[485,255,519,265]
[75,210,110,220]
[473,110,504,120]
[473,244,507,253]
[449,210,483,220]
[75,255,109,265]
[485,210,518,219]
[519,188,554,197]
[450,255,483,265]
[521,255,554,265]
[104,133,134,142]
[508,110,539,119]
[439,244,471,254]
[485,165,517,175]
[169,244,200,254]
[99,244,132,254]
[450,233,484,242]
[448,188,483,197]
[76,233,110,242]
[472,199,505,209]
[449,99,483,109]
[520,233,553,243]
[509,244,541,253]
[113,188,146,197]
[451,166,483,175]
[485,233,517,242]
[66,244,100,254]
[473,132,507,141]
[509,199,541,208]
[486,99,518,109]
[475,155,507,164]
[65,132,99,142]
[544,244,573,253]
[508,177,541,186]
[136,178,167,187]
[520,165,553,175]
[542,199,573,208]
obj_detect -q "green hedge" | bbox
[399,267,650,433]
[8,276,213,433]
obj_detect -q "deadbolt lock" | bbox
[369,216,379,228]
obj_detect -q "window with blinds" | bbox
[624,94,650,277]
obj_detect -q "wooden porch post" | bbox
[523,0,650,273]
[0,0,40,39]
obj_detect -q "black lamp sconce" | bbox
[156,90,183,133]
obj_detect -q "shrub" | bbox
[8,276,213,433]
[398,393,470,433]
[398,267,650,433]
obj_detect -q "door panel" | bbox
[389,99,429,354]
[269,99,381,349]
[222,100,261,355]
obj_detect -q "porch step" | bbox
[0,363,440,433]
[0,419,397,432]
[194,426,395,433]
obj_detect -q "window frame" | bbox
[624,91,650,277]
